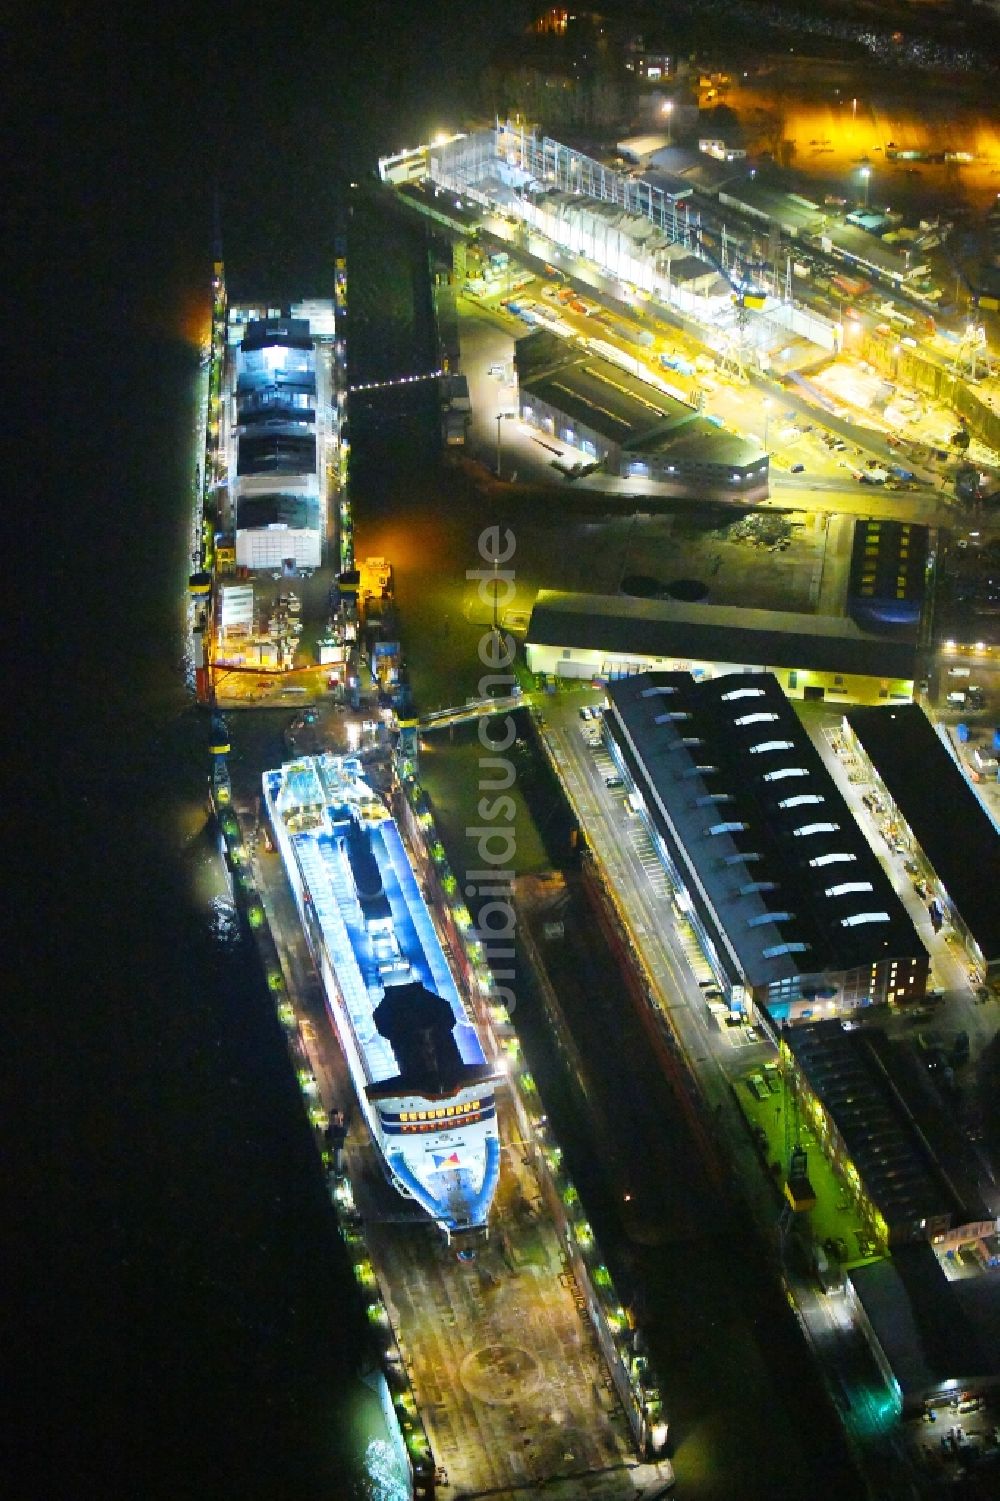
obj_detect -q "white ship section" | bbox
[263,754,501,1234]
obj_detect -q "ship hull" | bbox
[263,757,500,1234]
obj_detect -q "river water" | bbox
[12,7,522,1499]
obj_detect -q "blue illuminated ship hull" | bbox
[263,755,501,1235]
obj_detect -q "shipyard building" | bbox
[781,1020,994,1248]
[526,590,918,706]
[515,329,768,500]
[781,1019,1000,1414]
[843,703,1000,983]
[604,671,928,1028]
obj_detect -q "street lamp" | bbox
[662,98,674,148]
[859,165,871,211]
[762,396,772,453]
[496,410,516,478]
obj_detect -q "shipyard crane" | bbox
[939,227,995,377]
[694,225,767,379]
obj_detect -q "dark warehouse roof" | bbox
[527,590,918,681]
[605,672,925,986]
[785,1021,955,1234]
[844,704,1000,961]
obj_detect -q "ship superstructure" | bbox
[263,754,501,1235]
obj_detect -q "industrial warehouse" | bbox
[514,328,768,499]
[782,1020,1000,1415]
[526,589,918,705]
[782,1020,994,1249]
[842,704,1000,984]
[602,671,928,1028]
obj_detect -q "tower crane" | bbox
[694,225,767,379]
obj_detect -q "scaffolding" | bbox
[494,120,694,244]
[431,123,696,249]
[427,124,840,359]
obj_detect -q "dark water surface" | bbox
[10,5,529,1497]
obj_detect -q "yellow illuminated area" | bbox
[533,6,568,34]
[525,639,914,707]
[723,75,1000,209]
[399,1099,482,1126]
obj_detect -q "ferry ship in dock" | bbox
[263,754,501,1236]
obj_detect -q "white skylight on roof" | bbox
[762,941,809,957]
[707,820,747,836]
[809,852,856,867]
[825,881,874,898]
[793,821,840,837]
[749,739,795,755]
[721,688,765,701]
[779,794,824,809]
[763,767,809,782]
[734,712,780,726]
[840,912,891,928]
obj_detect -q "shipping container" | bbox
[831,273,870,298]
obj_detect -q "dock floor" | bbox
[247,805,667,1500]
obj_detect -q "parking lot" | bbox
[911,1395,1000,1485]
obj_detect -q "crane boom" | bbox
[696,230,767,308]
